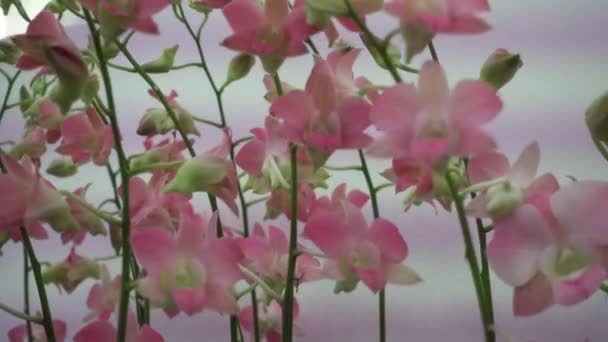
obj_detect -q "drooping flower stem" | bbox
[344,0,403,83]
[20,227,56,342]
[445,171,492,341]
[23,245,33,341]
[282,143,299,342]
[82,9,133,341]
[0,300,42,323]
[0,70,21,126]
[357,150,386,342]
[428,42,440,63]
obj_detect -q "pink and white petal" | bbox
[449,79,502,125]
[205,284,239,314]
[418,61,449,116]
[553,264,606,306]
[368,218,408,263]
[270,90,315,142]
[513,273,554,316]
[137,0,172,18]
[268,225,289,252]
[222,0,265,33]
[173,288,207,316]
[347,189,369,208]
[236,140,266,176]
[508,141,540,187]
[305,59,337,115]
[302,213,349,258]
[467,152,509,184]
[357,268,387,293]
[454,125,496,156]
[136,325,164,342]
[131,227,177,272]
[487,205,553,287]
[386,263,422,285]
[74,321,115,342]
[465,194,490,218]
[440,15,491,34]
[370,83,418,131]
[449,0,490,14]
[238,305,256,333]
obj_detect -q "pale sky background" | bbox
[1,1,608,341]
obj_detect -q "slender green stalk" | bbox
[20,227,55,342]
[0,70,22,125]
[282,144,299,342]
[344,0,402,83]
[83,10,134,341]
[108,61,204,73]
[0,301,42,323]
[357,150,386,342]
[239,265,283,303]
[428,41,440,63]
[445,171,491,341]
[325,165,362,172]
[59,191,122,226]
[476,216,494,341]
[23,246,33,342]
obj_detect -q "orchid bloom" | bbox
[368,61,502,166]
[487,180,608,317]
[129,175,191,229]
[130,137,188,174]
[164,131,239,214]
[42,247,100,294]
[265,183,318,222]
[85,265,121,321]
[385,0,491,34]
[239,301,302,342]
[8,320,67,342]
[61,185,107,245]
[131,206,243,316]
[303,197,420,293]
[466,141,560,219]
[78,0,172,40]
[221,0,317,68]
[75,310,163,342]
[270,53,372,162]
[11,11,87,82]
[9,127,47,160]
[0,154,79,234]
[239,223,321,285]
[56,107,114,166]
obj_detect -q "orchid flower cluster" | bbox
[0,0,606,341]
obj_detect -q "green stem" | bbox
[59,191,122,226]
[108,61,204,73]
[344,0,402,83]
[281,144,299,342]
[106,164,122,210]
[428,41,440,63]
[191,115,223,128]
[445,171,491,341]
[0,70,22,126]
[239,265,283,303]
[358,150,385,342]
[245,196,269,208]
[83,10,133,342]
[23,245,33,342]
[0,301,42,323]
[20,227,55,342]
[324,165,362,172]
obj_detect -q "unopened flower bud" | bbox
[585,91,608,143]
[19,86,34,113]
[164,157,227,194]
[9,128,47,159]
[480,49,523,90]
[485,182,523,218]
[80,74,100,104]
[42,251,100,293]
[189,0,212,14]
[224,53,255,87]
[0,39,20,65]
[47,157,78,177]
[137,109,175,136]
[141,45,179,74]
[401,22,434,64]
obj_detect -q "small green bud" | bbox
[47,158,78,177]
[401,22,434,64]
[485,182,523,218]
[1,0,11,15]
[224,53,255,88]
[164,157,227,194]
[585,91,608,143]
[32,78,47,96]
[480,49,523,90]
[0,39,20,65]
[80,74,100,104]
[141,45,179,73]
[19,86,34,113]
[46,0,66,13]
[189,0,212,13]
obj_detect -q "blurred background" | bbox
[1,0,608,340]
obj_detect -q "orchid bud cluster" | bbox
[0,1,605,342]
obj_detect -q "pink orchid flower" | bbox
[0,154,79,234]
[303,199,420,293]
[131,207,243,316]
[368,61,502,165]
[9,320,67,342]
[164,131,239,215]
[85,265,121,321]
[79,0,172,37]
[129,175,191,229]
[75,310,163,342]
[265,183,318,222]
[270,53,372,157]
[239,223,321,284]
[385,0,491,34]
[221,0,317,61]
[9,127,47,160]
[466,141,560,219]
[42,247,100,294]
[11,11,87,82]
[61,185,107,245]
[56,107,114,166]
[239,300,302,342]
[487,194,608,316]
[308,183,369,217]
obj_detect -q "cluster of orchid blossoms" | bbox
[0,0,607,341]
